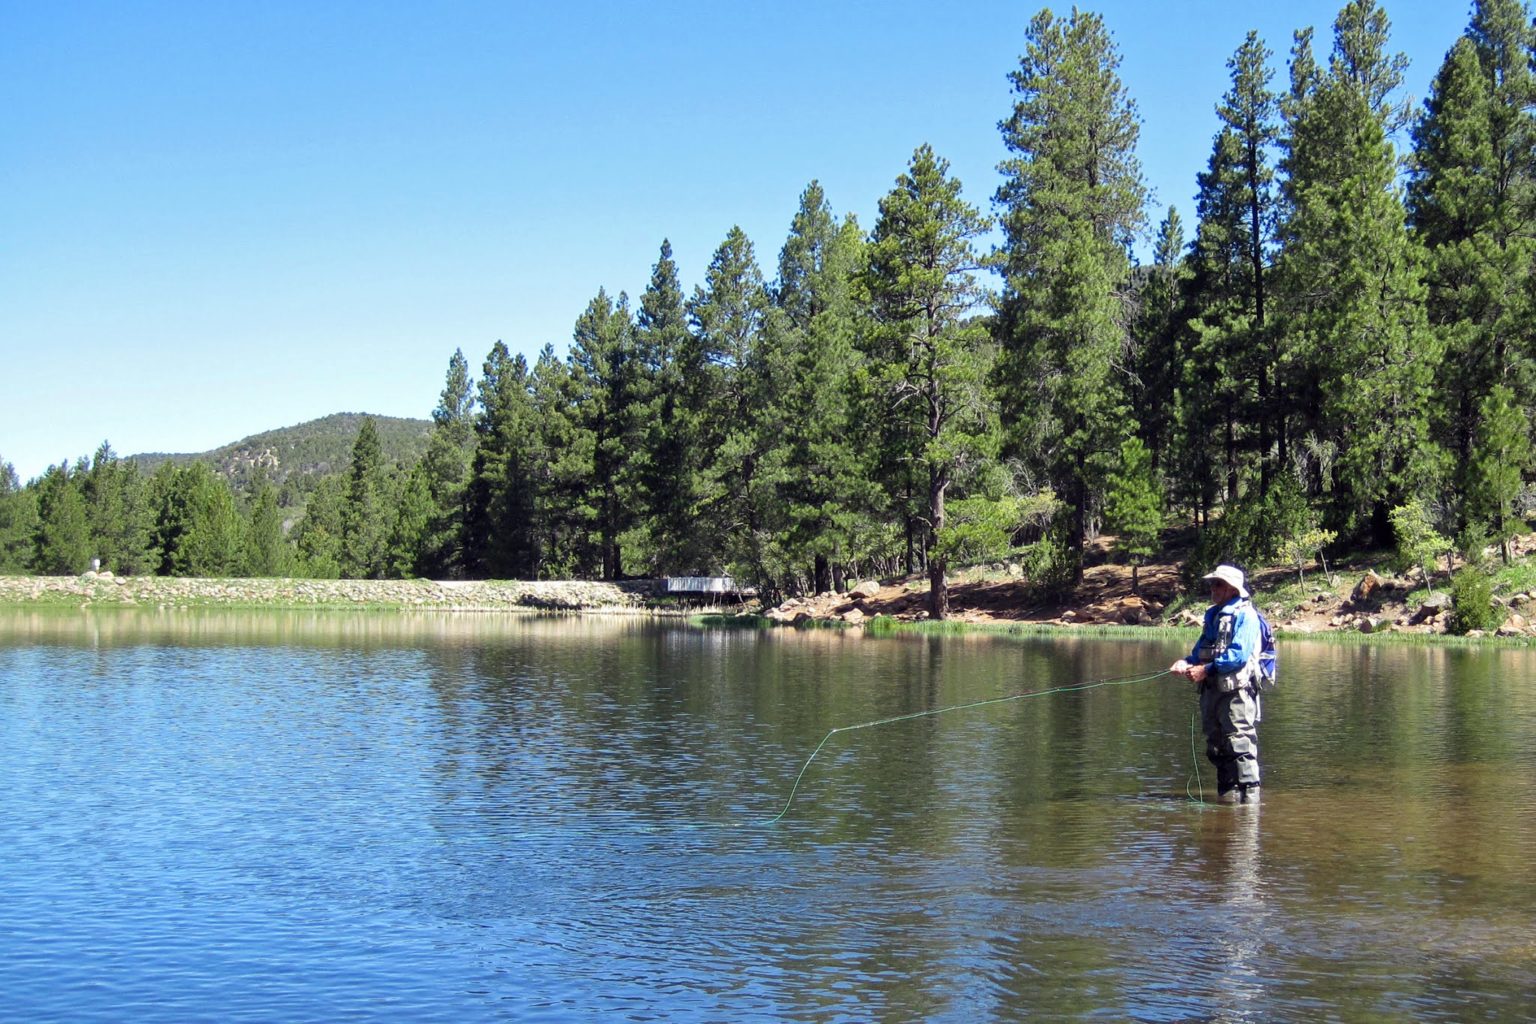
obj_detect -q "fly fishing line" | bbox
[755,667,1174,825]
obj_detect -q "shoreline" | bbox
[2,573,1531,647]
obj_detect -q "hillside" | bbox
[131,412,432,493]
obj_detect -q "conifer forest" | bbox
[5,1,1535,618]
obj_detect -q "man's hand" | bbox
[1169,659,1207,682]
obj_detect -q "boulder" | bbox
[1409,592,1452,625]
[841,607,867,625]
[1359,617,1384,634]
[1351,571,1384,603]
[849,580,882,600]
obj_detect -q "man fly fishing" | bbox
[1170,564,1264,804]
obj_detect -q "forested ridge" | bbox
[4,0,1534,619]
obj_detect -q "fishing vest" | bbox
[1195,598,1261,693]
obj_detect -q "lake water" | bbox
[2,610,1533,1022]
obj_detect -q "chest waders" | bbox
[1195,604,1262,802]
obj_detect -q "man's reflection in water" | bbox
[1193,802,1267,1021]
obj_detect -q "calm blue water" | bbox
[2,611,1534,1022]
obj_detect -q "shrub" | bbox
[1446,567,1504,635]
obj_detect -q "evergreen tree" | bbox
[1133,209,1189,473]
[385,462,435,578]
[339,416,393,578]
[687,226,774,580]
[866,144,996,620]
[764,182,869,594]
[1182,32,1281,507]
[1275,0,1442,539]
[634,240,702,575]
[153,463,244,577]
[80,442,154,575]
[1104,436,1165,594]
[244,480,292,577]
[0,457,38,572]
[417,349,477,577]
[1408,0,1536,526]
[33,463,91,575]
[995,7,1146,580]
[1467,383,1533,562]
[294,475,345,579]
[462,342,540,578]
[529,343,586,577]
[568,288,643,579]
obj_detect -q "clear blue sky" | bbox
[1,1,1469,484]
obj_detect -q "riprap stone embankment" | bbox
[0,573,661,611]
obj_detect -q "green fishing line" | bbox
[755,668,1175,825]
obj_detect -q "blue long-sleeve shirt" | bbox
[1189,597,1261,677]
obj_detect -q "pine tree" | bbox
[159,463,244,577]
[1408,0,1536,528]
[244,480,291,577]
[1133,209,1188,473]
[764,182,869,594]
[568,289,643,579]
[0,457,38,572]
[1467,383,1533,562]
[417,349,477,577]
[1275,0,1442,539]
[866,144,996,620]
[80,442,154,574]
[995,7,1146,581]
[529,343,586,577]
[634,240,700,575]
[687,226,774,580]
[462,342,540,578]
[294,474,345,578]
[339,416,393,578]
[1182,32,1281,507]
[33,463,91,575]
[385,462,435,578]
[1104,436,1165,595]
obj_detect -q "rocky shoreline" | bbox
[0,573,665,612]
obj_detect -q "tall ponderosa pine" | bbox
[634,240,703,575]
[1408,0,1536,532]
[1183,31,1281,508]
[1133,209,1188,476]
[866,145,996,620]
[763,182,868,594]
[568,289,643,579]
[995,7,1146,580]
[1275,0,1442,538]
[687,226,774,579]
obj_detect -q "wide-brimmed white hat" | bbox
[1201,564,1249,598]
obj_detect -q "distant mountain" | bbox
[131,412,433,493]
